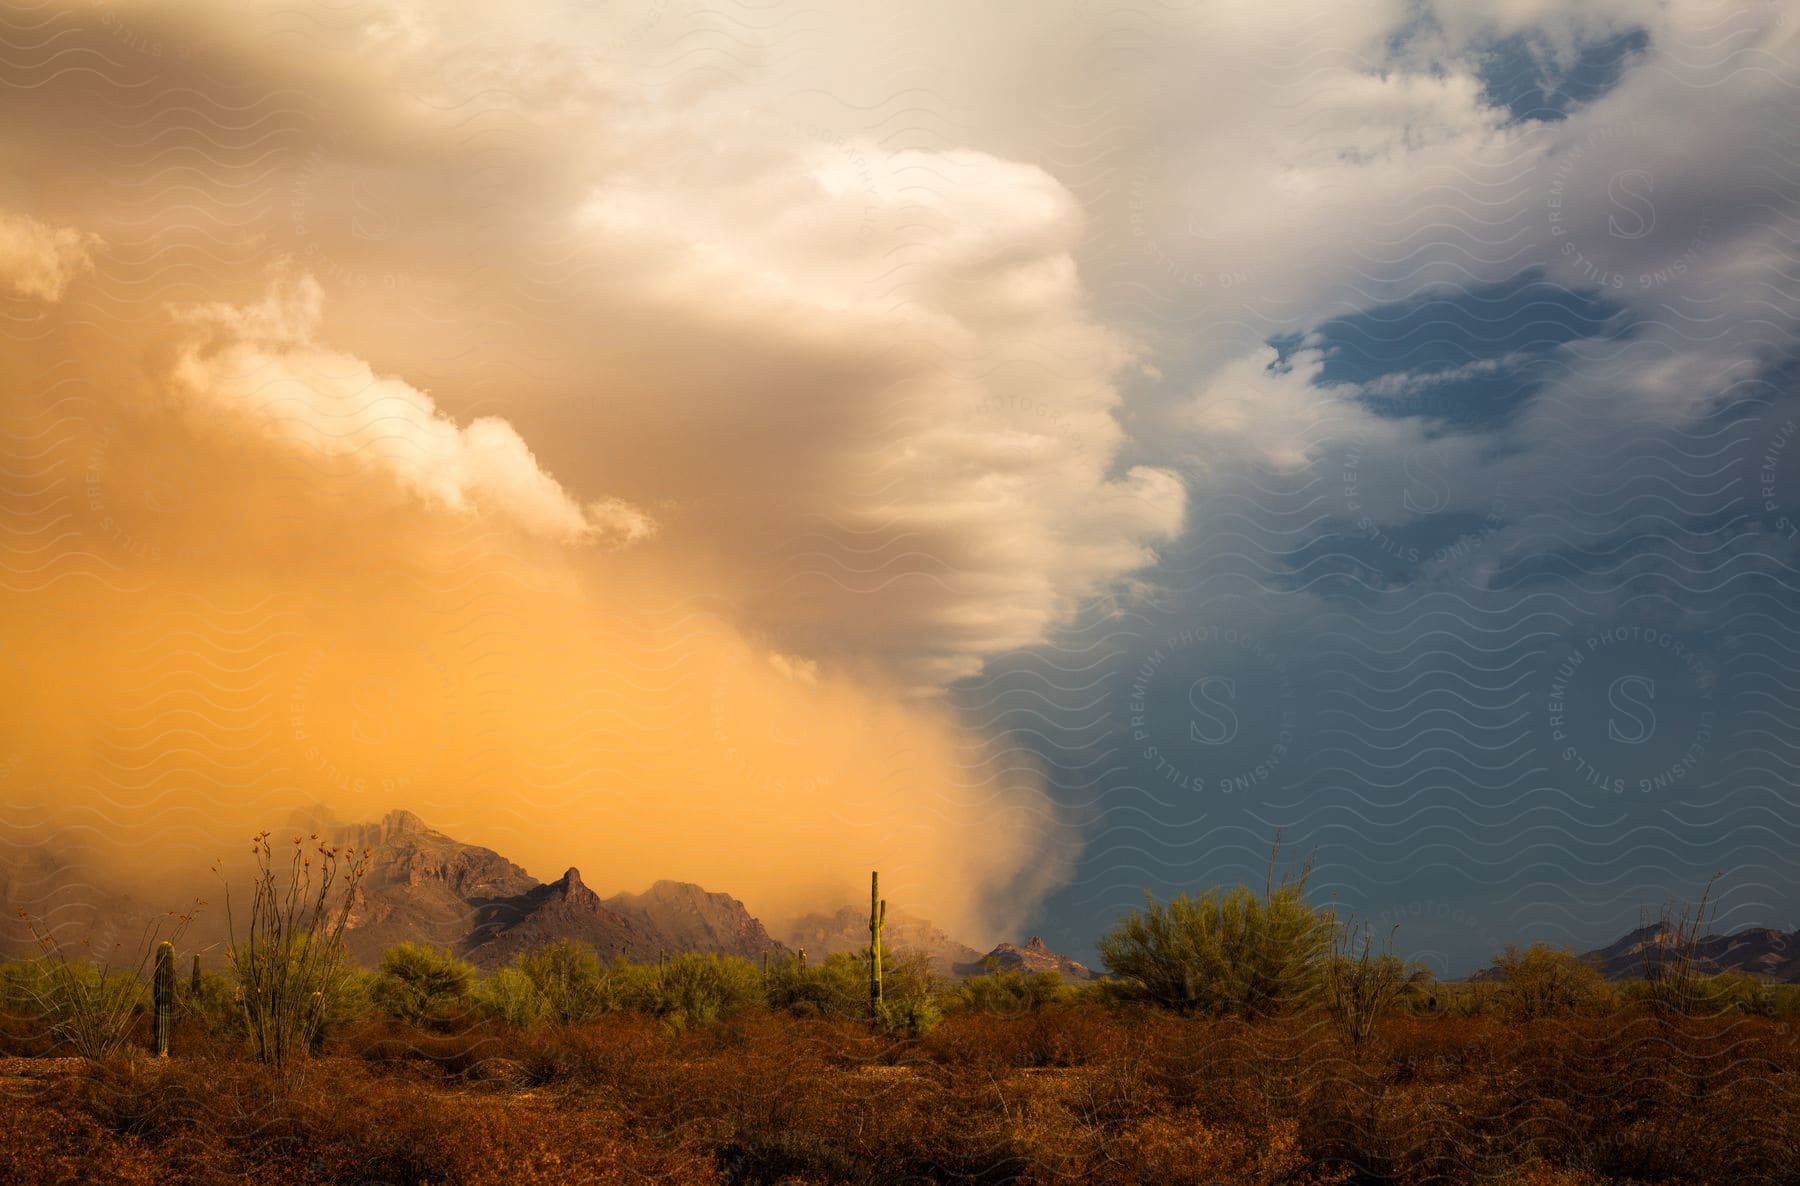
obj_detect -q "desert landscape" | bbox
[4,0,1798,1181]
[2,815,1798,1184]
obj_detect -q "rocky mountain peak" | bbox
[975,936,1097,981]
[380,809,432,837]
[1571,922,1800,981]
[604,879,785,959]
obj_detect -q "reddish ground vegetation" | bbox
[1,1006,1795,1185]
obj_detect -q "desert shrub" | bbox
[875,948,939,1037]
[0,961,58,1056]
[1766,983,1800,1019]
[20,959,145,1062]
[615,953,765,1029]
[879,988,941,1037]
[763,947,938,1030]
[345,1017,521,1081]
[1099,857,1332,1017]
[0,1083,163,1184]
[1490,943,1608,1021]
[13,906,196,1063]
[178,966,244,1037]
[477,965,548,1028]
[1074,974,1150,1010]
[1114,1116,1351,1186]
[514,939,610,1023]
[369,942,477,1026]
[1321,920,1427,1045]
[1400,966,1440,1013]
[952,968,1074,1016]
[1442,978,1497,1017]
[22,1050,717,1185]
[4,1008,1798,1186]
[0,958,53,1017]
[1696,971,1774,1016]
[513,1012,669,1087]
[764,951,871,1019]
[326,968,376,1027]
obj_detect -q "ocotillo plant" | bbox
[224,832,370,1074]
[869,870,886,1021]
[153,940,175,1057]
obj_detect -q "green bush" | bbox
[0,959,53,1019]
[952,969,1074,1016]
[477,966,548,1028]
[514,940,611,1023]
[181,967,245,1036]
[1767,983,1800,1020]
[1098,864,1333,1017]
[369,943,477,1026]
[1440,979,1497,1018]
[880,989,941,1037]
[1695,972,1774,1017]
[617,954,765,1030]
[764,948,938,1026]
[1,956,146,1060]
[1490,943,1608,1021]
[764,951,869,1020]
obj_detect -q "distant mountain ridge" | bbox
[606,880,786,958]
[1580,923,1800,981]
[1462,923,1800,983]
[8,816,1795,984]
[5,808,1090,979]
[313,809,787,968]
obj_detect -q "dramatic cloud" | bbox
[170,269,656,546]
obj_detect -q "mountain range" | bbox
[5,808,1794,984]
[1,808,1068,976]
[1578,922,1800,981]
[325,809,789,968]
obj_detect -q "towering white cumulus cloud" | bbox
[578,132,1185,681]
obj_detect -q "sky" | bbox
[1,0,1796,972]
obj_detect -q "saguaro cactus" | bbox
[869,870,886,1021]
[190,952,201,998]
[798,947,807,972]
[153,940,175,1057]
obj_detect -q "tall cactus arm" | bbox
[153,940,175,1057]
